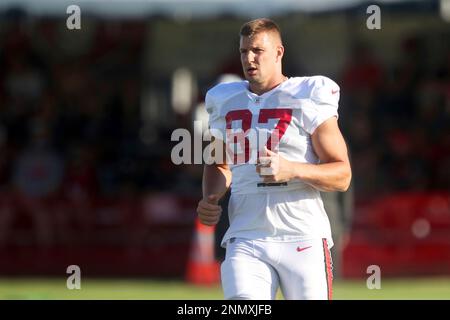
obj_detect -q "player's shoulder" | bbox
[288,76,339,93]
[288,76,340,105]
[206,81,248,101]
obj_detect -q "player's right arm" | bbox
[197,137,231,226]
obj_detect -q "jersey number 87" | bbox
[225,108,292,164]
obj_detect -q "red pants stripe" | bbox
[322,238,333,300]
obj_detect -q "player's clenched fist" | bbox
[197,194,222,226]
[256,147,294,183]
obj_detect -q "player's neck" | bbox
[249,74,288,96]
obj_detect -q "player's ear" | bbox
[276,45,284,62]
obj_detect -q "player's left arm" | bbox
[257,116,351,192]
[300,116,352,191]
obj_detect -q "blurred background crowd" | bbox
[0,0,448,278]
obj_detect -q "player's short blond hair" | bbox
[239,18,282,43]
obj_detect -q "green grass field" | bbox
[0,277,449,300]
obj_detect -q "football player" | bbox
[197,18,351,300]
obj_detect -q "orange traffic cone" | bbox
[185,218,220,285]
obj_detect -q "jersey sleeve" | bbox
[205,90,226,141]
[302,76,340,135]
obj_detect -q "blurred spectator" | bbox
[341,41,384,115]
[12,119,64,247]
[54,143,99,244]
[384,36,425,119]
[342,41,383,92]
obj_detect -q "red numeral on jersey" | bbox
[258,108,292,151]
[225,108,292,164]
[225,109,252,163]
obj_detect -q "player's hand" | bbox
[256,146,294,183]
[197,194,222,226]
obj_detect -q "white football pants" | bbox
[221,237,333,300]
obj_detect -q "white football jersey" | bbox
[205,76,340,247]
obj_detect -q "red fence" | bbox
[1,191,449,278]
[342,192,450,278]
[0,192,197,277]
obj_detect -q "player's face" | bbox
[240,32,281,85]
